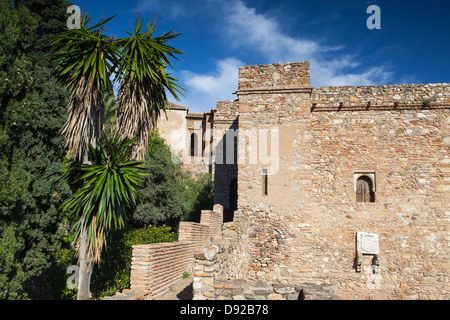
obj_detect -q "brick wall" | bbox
[129,205,223,300]
[130,242,194,300]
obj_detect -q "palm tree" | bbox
[115,18,185,160]
[51,14,120,299]
[52,14,120,162]
[59,131,146,298]
[53,14,184,300]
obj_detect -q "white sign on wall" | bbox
[357,231,379,255]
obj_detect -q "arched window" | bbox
[190,133,198,157]
[356,175,375,202]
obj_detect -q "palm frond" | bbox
[115,17,185,160]
[59,132,146,263]
[51,13,120,161]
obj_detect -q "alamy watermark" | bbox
[66,265,79,290]
[67,5,81,29]
[171,128,280,175]
[366,5,381,30]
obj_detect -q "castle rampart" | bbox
[192,61,450,300]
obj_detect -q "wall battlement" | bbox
[312,82,450,110]
[237,61,310,93]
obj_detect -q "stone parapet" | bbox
[311,83,450,109]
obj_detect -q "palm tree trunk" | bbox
[77,220,93,300]
[77,153,94,300]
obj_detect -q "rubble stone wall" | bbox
[199,61,449,300]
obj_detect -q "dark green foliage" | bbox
[0,0,208,299]
[133,132,186,227]
[184,173,214,223]
[132,132,214,228]
[45,247,77,300]
[0,0,72,298]
[0,225,28,299]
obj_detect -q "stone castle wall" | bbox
[236,62,316,293]
[312,83,450,108]
[308,89,449,299]
[212,100,239,221]
[197,61,449,300]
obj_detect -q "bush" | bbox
[123,224,177,246]
[184,173,214,223]
[133,131,214,228]
[47,248,78,300]
[133,132,186,228]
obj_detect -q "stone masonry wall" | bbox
[238,61,310,90]
[192,209,249,300]
[192,210,339,300]
[308,86,450,299]
[236,62,315,291]
[311,83,450,108]
[200,61,449,300]
[212,100,239,221]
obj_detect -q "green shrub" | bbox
[132,132,214,228]
[184,173,214,223]
[48,248,78,300]
[133,132,187,228]
[123,224,177,246]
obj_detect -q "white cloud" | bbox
[223,0,322,62]
[310,56,393,87]
[177,58,243,112]
[170,0,394,111]
[220,0,393,87]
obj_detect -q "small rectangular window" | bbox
[262,169,268,195]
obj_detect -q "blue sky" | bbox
[74,0,450,113]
